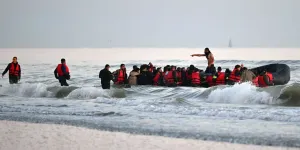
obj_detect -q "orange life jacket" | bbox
[117,69,125,83]
[9,63,20,76]
[215,72,225,85]
[56,64,70,77]
[191,71,201,85]
[228,69,240,82]
[164,71,175,84]
[153,73,161,85]
[252,76,259,87]
[176,71,182,85]
[258,72,273,87]
[206,75,214,87]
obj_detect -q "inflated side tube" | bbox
[250,64,290,85]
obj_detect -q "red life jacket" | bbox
[56,64,70,77]
[191,71,201,85]
[252,76,259,87]
[228,69,240,82]
[9,63,20,76]
[206,75,214,87]
[117,69,125,83]
[176,71,182,85]
[258,72,273,87]
[153,73,161,85]
[165,71,175,84]
[215,72,225,85]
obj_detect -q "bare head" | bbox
[61,58,66,64]
[120,64,125,70]
[204,47,211,55]
[105,64,110,70]
[12,57,17,63]
[171,66,176,71]
[157,67,162,72]
[235,65,241,71]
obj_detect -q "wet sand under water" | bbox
[0,120,297,150]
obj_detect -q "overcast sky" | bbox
[0,0,299,48]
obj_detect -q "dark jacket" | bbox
[146,71,153,85]
[99,68,113,83]
[138,71,149,85]
[172,71,178,82]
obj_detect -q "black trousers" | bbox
[9,76,19,84]
[205,65,216,74]
[59,76,69,86]
[101,81,110,89]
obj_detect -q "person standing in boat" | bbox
[191,47,215,74]
[2,56,21,84]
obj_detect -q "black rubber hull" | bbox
[250,63,290,85]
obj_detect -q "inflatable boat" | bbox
[249,63,290,85]
[199,63,290,87]
[112,63,291,88]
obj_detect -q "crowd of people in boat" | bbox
[2,48,274,89]
[98,62,274,89]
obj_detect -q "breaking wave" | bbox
[0,82,299,106]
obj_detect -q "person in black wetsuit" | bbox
[99,64,113,89]
[54,58,70,86]
[2,56,21,84]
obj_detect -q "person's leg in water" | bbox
[9,76,18,84]
[101,81,110,89]
[59,77,69,86]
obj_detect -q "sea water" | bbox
[0,48,300,147]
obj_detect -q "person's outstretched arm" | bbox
[191,54,205,57]
[2,63,11,77]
